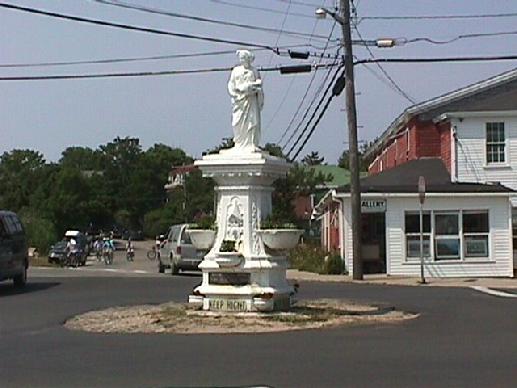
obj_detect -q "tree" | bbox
[184,169,214,220]
[302,151,325,166]
[19,209,57,254]
[262,143,284,158]
[60,146,103,171]
[338,144,370,172]
[205,137,234,154]
[272,163,332,223]
[46,167,93,233]
[0,150,47,212]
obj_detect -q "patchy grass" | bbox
[65,299,418,335]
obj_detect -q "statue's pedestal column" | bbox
[189,147,293,312]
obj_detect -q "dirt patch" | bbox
[65,299,417,334]
[30,256,59,268]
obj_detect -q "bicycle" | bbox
[103,247,114,265]
[96,247,102,262]
[64,251,81,267]
[126,247,135,262]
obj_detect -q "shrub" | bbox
[189,214,215,230]
[143,208,172,238]
[288,244,345,275]
[19,213,57,255]
[261,214,299,230]
[220,240,236,252]
[288,244,326,274]
[325,252,345,275]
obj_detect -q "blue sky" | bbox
[2,0,517,163]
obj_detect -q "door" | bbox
[360,213,387,274]
[179,225,197,260]
[0,217,13,273]
[512,209,517,272]
[4,215,25,271]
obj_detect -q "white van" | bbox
[159,224,204,274]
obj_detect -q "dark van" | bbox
[0,211,28,288]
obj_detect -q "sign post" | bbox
[418,176,426,284]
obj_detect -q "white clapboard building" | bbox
[318,68,517,277]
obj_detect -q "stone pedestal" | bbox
[189,147,293,312]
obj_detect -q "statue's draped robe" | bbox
[228,65,264,149]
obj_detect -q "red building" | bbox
[368,115,452,175]
[366,68,517,177]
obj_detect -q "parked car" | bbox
[160,224,205,274]
[0,211,28,288]
[48,240,68,264]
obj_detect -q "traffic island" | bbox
[64,299,418,334]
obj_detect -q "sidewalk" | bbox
[287,269,517,289]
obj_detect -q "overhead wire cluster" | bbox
[277,20,340,158]
[277,21,339,145]
[287,65,346,161]
[2,0,517,162]
[92,0,332,42]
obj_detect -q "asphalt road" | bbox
[1,272,516,388]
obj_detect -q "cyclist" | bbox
[66,238,80,267]
[94,237,103,261]
[102,236,115,265]
[126,237,135,262]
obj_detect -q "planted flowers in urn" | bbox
[187,215,216,250]
[257,215,303,251]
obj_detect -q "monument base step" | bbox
[188,292,293,312]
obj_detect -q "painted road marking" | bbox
[471,286,517,298]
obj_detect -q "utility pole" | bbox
[340,0,363,280]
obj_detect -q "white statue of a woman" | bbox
[228,50,264,150]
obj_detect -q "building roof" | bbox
[336,158,514,194]
[366,67,517,159]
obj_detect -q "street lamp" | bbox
[316,2,363,280]
[315,7,345,24]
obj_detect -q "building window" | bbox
[486,122,505,164]
[434,212,460,260]
[463,211,489,257]
[405,212,431,259]
[405,210,490,262]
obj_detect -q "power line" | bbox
[266,0,293,67]
[0,62,341,82]
[209,0,315,19]
[289,68,346,161]
[0,2,276,51]
[0,43,331,69]
[360,11,517,21]
[405,29,517,45]
[93,0,329,41]
[277,20,338,144]
[361,63,412,98]
[263,0,297,128]
[353,25,415,104]
[285,64,344,158]
[290,91,336,161]
[0,49,244,68]
[281,49,341,149]
[0,67,232,81]
[354,54,517,65]
[282,59,339,150]
[272,0,327,9]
